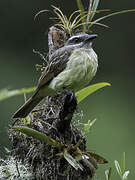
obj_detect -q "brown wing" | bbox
[35,47,72,93]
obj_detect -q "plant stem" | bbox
[87,0,93,24]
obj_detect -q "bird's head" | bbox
[64,33,97,49]
[49,33,98,61]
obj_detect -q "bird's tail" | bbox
[13,95,43,118]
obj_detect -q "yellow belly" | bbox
[49,48,98,91]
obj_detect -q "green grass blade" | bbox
[68,10,81,25]
[105,168,112,180]
[122,171,130,180]
[76,0,85,13]
[76,0,87,30]
[87,0,93,23]
[83,119,96,133]
[74,11,109,29]
[54,23,65,30]
[64,150,83,171]
[13,126,63,148]
[108,168,112,180]
[74,21,108,29]
[54,11,66,27]
[75,82,111,103]
[105,169,109,180]
[34,9,50,21]
[90,21,109,28]
[114,160,122,178]
[71,11,86,29]
[74,12,91,25]
[91,9,135,27]
[91,0,100,20]
[121,152,125,175]
[52,6,66,21]
[0,87,36,102]
[92,0,100,12]
[52,6,67,27]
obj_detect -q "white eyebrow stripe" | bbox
[68,35,82,41]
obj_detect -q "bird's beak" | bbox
[85,34,98,42]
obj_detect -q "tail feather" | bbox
[13,96,43,118]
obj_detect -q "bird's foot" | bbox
[62,90,77,108]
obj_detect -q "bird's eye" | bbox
[66,36,81,45]
[73,37,80,43]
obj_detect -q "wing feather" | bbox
[35,47,72,92]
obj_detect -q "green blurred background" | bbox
[0,0,135,179]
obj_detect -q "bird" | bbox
[13,33,98,118]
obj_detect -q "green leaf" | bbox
[87,152,108,164]
[34,9,50,21]
[0,87,36,102]
[76,0,85,15]
[91,9,135,27]
[76,0,87,30]
[91,0,100,20]
[81,153,98,170]
[115,153,130,180]
[121,152,125,175]
[114,160,122,178]
[122,171,130,180]
[105,168,112,180]
[83,119,96,133]
[76,82,111,103]
[64,150,83,171]
[13,126,63,148]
